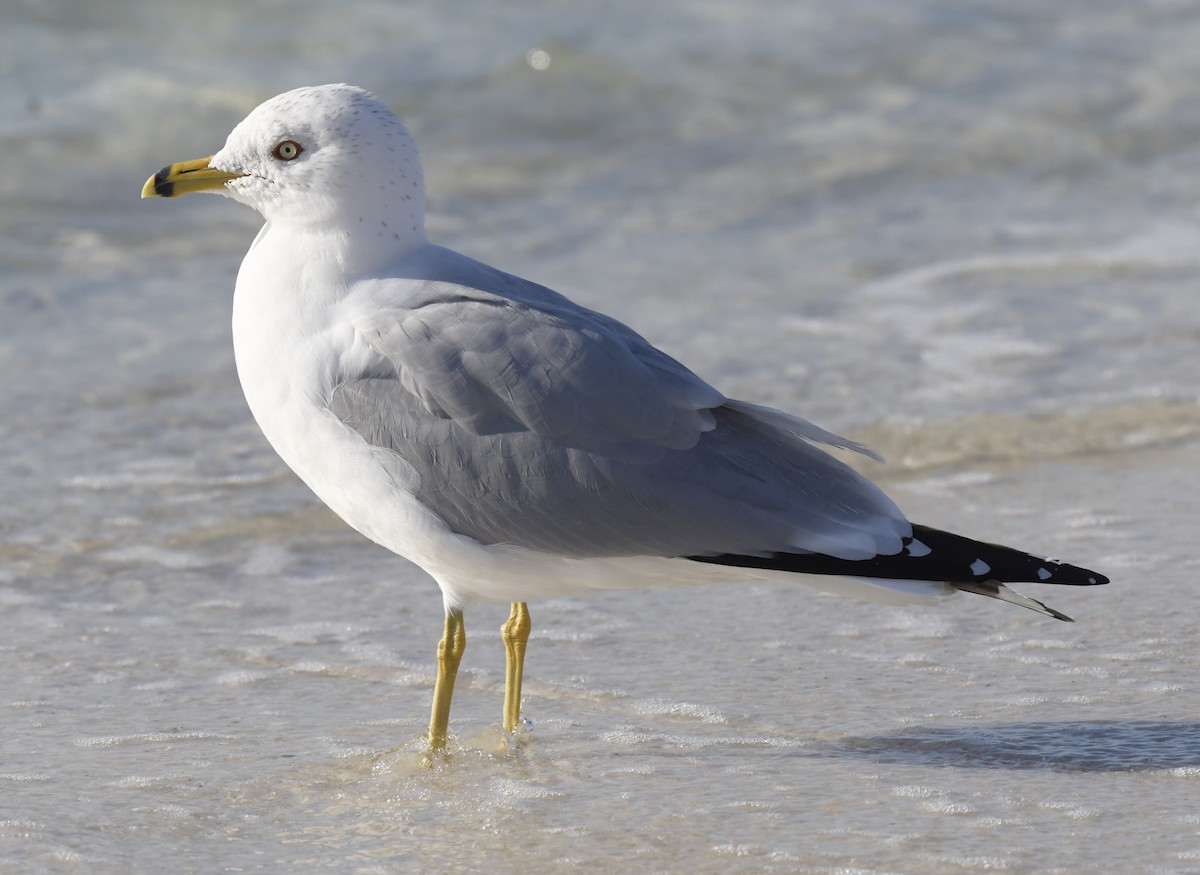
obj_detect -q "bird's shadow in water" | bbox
[829,720,1200,772]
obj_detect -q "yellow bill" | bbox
[141,156,244,198]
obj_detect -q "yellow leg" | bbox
[428,609,466,751]
[500,601,531,733]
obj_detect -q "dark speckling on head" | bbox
[209,84,426,245]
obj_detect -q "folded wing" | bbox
[331,252,910,561]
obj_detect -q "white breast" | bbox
[230,226,442,565]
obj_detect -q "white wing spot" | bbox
[907,538,931,557]
[1037,567,1052,580]
[970,559,991,576]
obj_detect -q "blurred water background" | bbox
[3,1,1200,872]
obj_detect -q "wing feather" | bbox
[328,246,908,560]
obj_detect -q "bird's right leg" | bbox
[428,608,466,751]
[500,601,531,733]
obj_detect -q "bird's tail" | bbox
[687,523,1108,622]
[947,580,1076,621]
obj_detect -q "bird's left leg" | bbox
[428,608,466,751]
[500,601,531,733]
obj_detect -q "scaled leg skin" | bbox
[501,602,531,733]
[428,609,466,751]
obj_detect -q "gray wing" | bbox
[331,250,910,560]
[352,290,720,463]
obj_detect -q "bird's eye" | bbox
[272,140,303,161]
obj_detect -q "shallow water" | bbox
[3,1,1200,872]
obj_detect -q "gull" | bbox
[142,84,1107,752]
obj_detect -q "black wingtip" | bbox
[686,523,1108,589]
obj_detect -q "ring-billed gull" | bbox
[141,84,1107,752]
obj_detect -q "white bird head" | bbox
[144,84,427,244]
